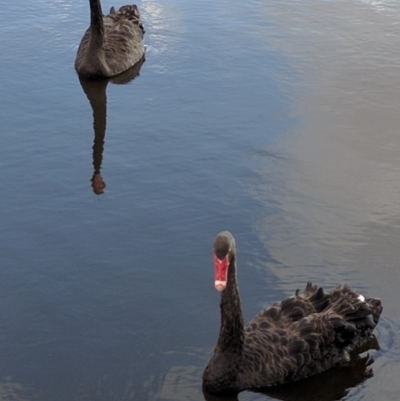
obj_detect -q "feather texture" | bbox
[75,0,145,78]
[203,231,383,395]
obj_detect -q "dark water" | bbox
[1,0,400,400]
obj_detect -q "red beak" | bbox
[213,254,229,291]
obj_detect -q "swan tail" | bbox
[365,297,383,325]
[293,286,382,364]
[327,287,382,349]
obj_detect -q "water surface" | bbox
[0,0,399,400]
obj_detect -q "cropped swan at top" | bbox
[75,0,145,78]
[203,231,383,395]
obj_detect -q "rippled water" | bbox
[1,0,399,400]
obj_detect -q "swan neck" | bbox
[218,256,244,354]
[89,0,104,44]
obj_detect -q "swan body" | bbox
[75,0,145,78]
[203,231,383,395]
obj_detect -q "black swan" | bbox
[203,231,382,395]
[75,0,145,78]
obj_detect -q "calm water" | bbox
[1,0,399,400]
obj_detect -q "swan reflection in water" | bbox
[203,335,380,401]
[78,57,145,194]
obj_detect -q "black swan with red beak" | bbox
[203,231,382,395]
[75,0,145,78]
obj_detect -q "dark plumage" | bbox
[203,231,383,395]
[75,0,145,78]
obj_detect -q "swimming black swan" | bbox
[75,0,145,78]
[203,231,382,395]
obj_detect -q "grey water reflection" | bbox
[252,0,400,299]
[0,377,35,401]
[78,57,145,195]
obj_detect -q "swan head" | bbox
[213,231,236,292]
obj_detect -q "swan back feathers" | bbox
[237,283,378,387]
[75,1,145,78]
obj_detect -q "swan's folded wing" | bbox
[246,284,328,330]
[240,285,381,388]
[103,17,144,73]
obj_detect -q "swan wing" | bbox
[103,6,145,76]
[239,283,382,388]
